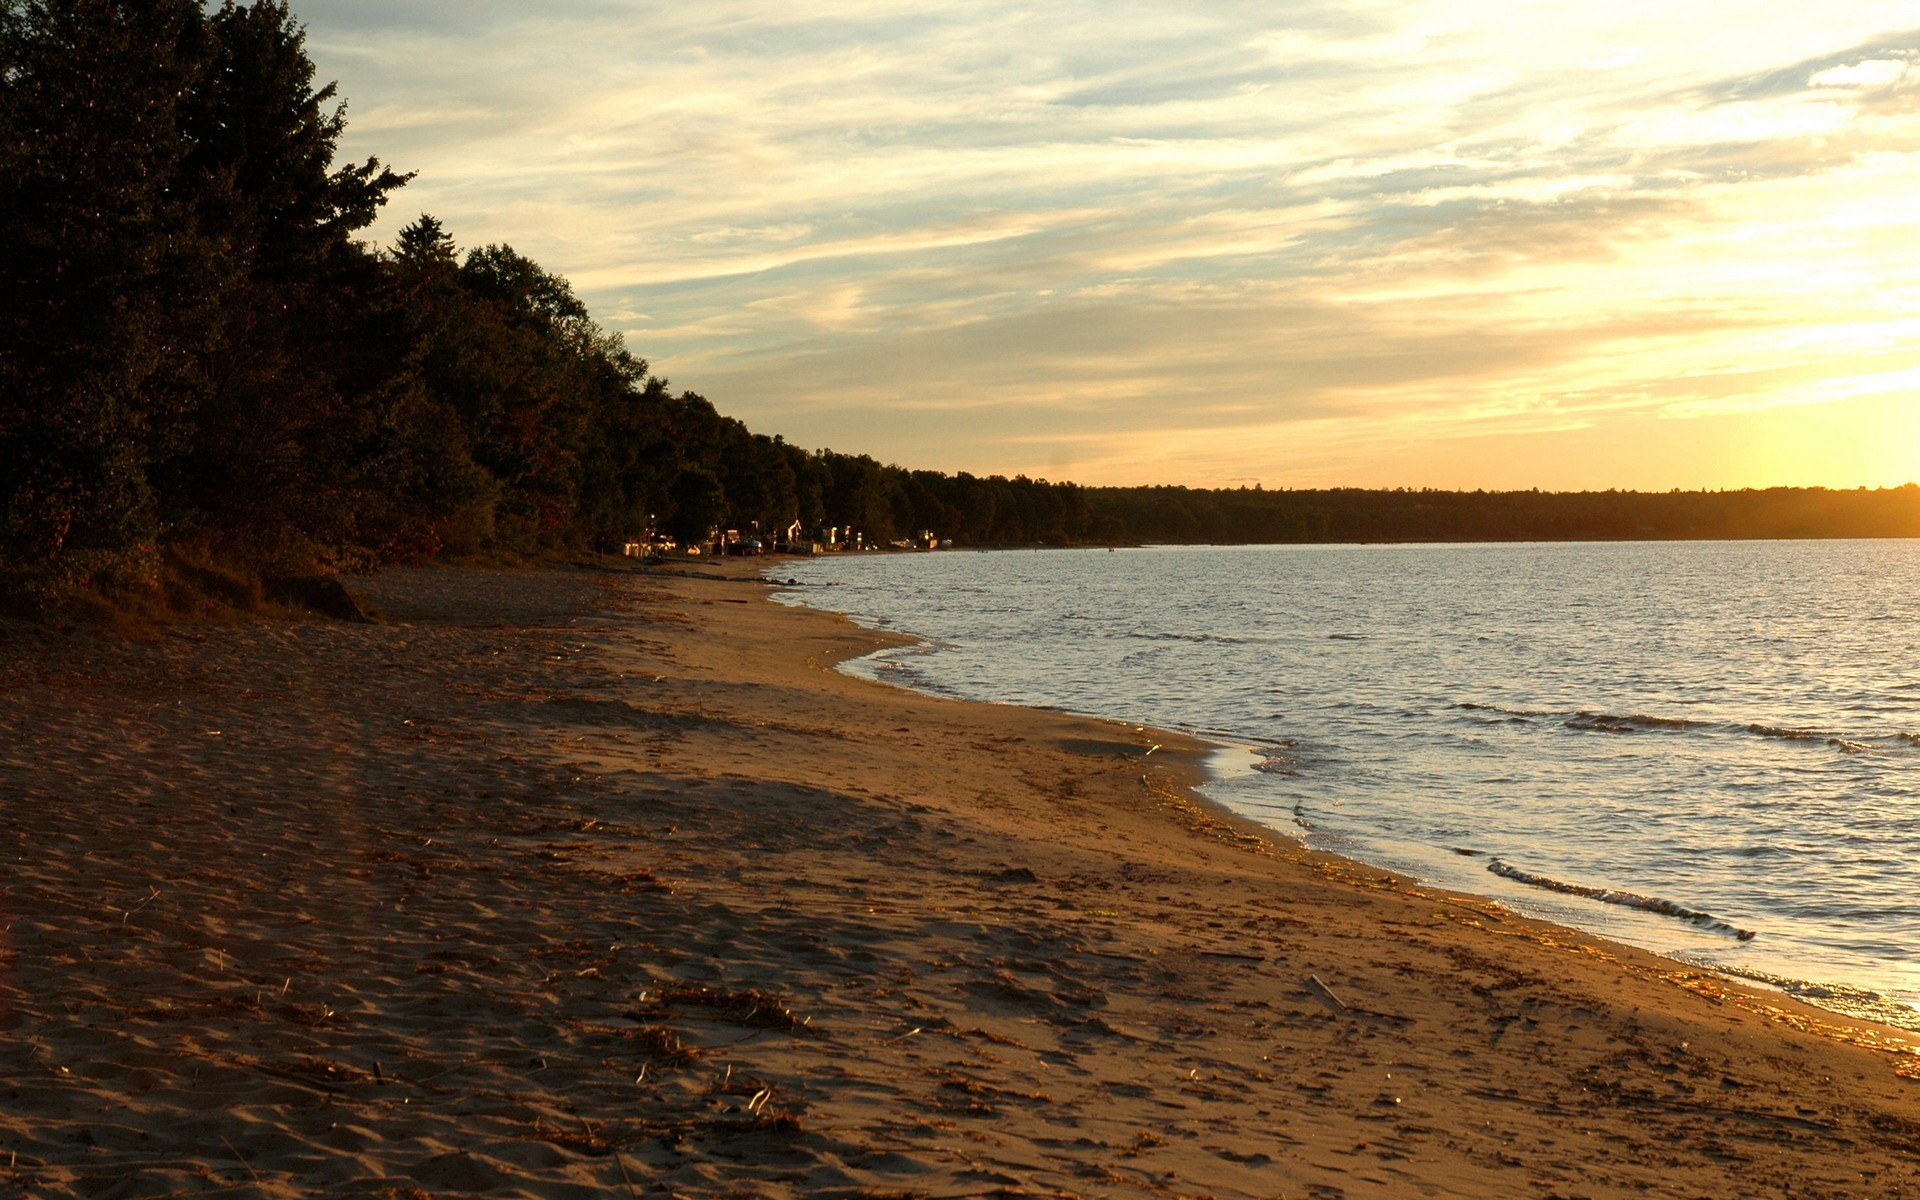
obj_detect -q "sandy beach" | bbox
[2,562,1919,1199]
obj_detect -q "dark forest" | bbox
[3,0,1916,611]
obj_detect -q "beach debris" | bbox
[1303,974,1405,1023]
[984,865,1038,884]
[532,1120,613,1155]
[120,886,162,923]
[615,1150,643,1199]
[240,1055,379,1092]
[1307,974,1349,1012]
[702,1068,807,1135]
[218,1135,261,1185]
[625,1025,700,1065]
[1120,1131,1167,1157]
[279,1002,341,1027]
[647,984,806,1031]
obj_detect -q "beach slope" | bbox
[1,564,1916,1198]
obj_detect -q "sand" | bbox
[1,561,1918,1199]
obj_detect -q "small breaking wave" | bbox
[1243,735,1302,776]
[1486,859,1756,941]
[1455,703,1901,754]
[1701,965,1920,1032]
[1563,711,1700,734]
[1455,702,1544,720]
[1124,630,1243,645]
[1746,723,1828,742]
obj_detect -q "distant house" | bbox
[713,528,764,556]
[778,520,819,555]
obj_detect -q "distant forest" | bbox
[3,1,1917,610]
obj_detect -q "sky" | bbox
[301,1,1920,490]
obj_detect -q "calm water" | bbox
[773,542,1920,1028]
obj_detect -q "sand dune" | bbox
[1,562,1917,1198]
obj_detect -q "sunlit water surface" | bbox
[773,542,1920,1029]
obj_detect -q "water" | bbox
[771,541,1920,1029]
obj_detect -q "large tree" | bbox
[0,0,411,602]
[0,0,210,597]
[158,0,409,567]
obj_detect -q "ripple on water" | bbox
[776,540,1920,1028]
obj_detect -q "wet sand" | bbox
[1,561,1918,1198]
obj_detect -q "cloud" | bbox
[1810,59,1914,89]
[298,1,1920,487]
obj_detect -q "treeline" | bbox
[0,0,838,605]
[1078,484,1920,545]
[0,0,1104,604]
[3,2,1916,613]
[0,0,1068,605]
[781,475,1920,547]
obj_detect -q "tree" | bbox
[155,0,409,568]
[0,0,209,598]
[0,0,413,600]
[664,468,725,549]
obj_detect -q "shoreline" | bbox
[2,562,1919,1197]
[658,560,1920,1180]
[783,567,1920,1030]
[767,545,1920,1036]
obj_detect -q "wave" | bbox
[1455,702,1543,719]
[1702,964,1920,1032]
[1486,859,1756,941]
[1455,703,1910,754]
[1745,723,1827,742]
[1564,711,1700,734]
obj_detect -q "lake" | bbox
[775,541,1920,1029]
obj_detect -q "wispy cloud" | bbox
[302,1,1920,487]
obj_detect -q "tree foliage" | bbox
[4,0,1917,611]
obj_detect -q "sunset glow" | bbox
[309,1,1920,489]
